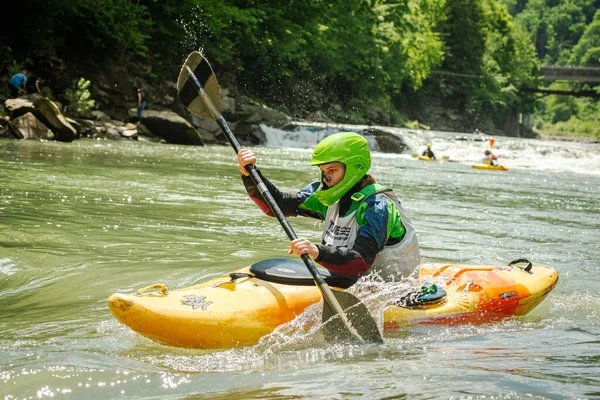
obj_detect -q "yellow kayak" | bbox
[108,258,558,349]
[418,156,439,162]
[472,163,509,171]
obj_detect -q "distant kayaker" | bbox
[422,143,436,160]
[237,132,421,284]
[482,149,498,166]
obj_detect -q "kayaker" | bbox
[482,150,498,166]
[422,143,436,160]
[236,132,421,284]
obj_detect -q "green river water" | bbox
[1,139,599,399]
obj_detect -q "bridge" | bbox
[539,65,600,82]
[525,65,600,98]
[431,66,600,97]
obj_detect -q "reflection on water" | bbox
[1,139,599,399]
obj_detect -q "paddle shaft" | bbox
[185,67,358,331]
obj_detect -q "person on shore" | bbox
[26,74,41,94]
[422,143,436,160]
[136,87,146,124]
[236,132,421,285]
[8,70,29,98]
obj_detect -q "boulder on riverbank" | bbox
[130,109,204,145]
[32,98,77,141]
[1,97,147,143]
[361,128,409,153]
[8,112,55,140]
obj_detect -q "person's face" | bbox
[319,162,346,188]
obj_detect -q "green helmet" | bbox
[310,132,371,206]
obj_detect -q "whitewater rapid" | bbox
[260,123,600,176]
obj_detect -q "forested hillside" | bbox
[503,0,600,137]
[2,0,598,137]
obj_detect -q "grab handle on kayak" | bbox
[135,283,168,296]
[509,259,533,273]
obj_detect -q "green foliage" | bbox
[442,0,487,75]
[506,0,600,137]
[508,0,600,64]
[405,119,431,130]
[64,78,95,113]
[570,10,600,66]
[537,115,600,139]
[434,0,539,116]
[180,0,445,114]
[9,0,596,135]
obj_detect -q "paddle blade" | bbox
[177,51,221,119]
[489,138,495,148]
[322,290,383,344]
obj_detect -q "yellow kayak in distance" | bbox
[108,258,558,349]
[472,163,509,171]
[413,154,449,162]
[418,155,439,162]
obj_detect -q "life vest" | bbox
[321,184,420,281]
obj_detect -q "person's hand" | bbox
[288,237,320,259]
[237,149,257,176]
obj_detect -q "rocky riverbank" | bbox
[0,91,412,152]
[2,92,594,149]
[0,90,293,146]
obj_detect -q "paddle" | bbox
[177,51,383,344]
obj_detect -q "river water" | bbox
[1,129,599,399]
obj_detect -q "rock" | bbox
[306,110,333,123]
[32,98,77,142]
[234,122,266,145]
[90,125,121,140]
[360,128,408,153]
[81,110,111,122]
[365,107,391,126]
[238,104,291,127]
[120,129,138,139]
[135,123,155,139]
[4,98,34,119]
[243,111,263,124]
[135,109,204,145]
[190,115,227,144]
[73,118,94,138]
[65,117,82,138]
[9,113,55,140]
[221,96,236,114]
[0,125,17,139]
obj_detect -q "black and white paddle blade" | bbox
[322,290,383,344]
[177,51,221,119]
